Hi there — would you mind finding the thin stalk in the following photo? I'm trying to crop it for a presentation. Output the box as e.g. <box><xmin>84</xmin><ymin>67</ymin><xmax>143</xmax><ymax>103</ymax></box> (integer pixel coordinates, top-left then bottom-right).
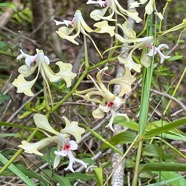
<box><xmin>132</xmin><ymin>15</ymin><xmax>154</xmax><ymax>186</ymax></box>
<box><xmin>0</xmin><ymin>128</ymin><xmax>38</xmax><ymax>174</ymax></box>
<box><xmin>43</xmin><ymin>80</ymin><xmax>50</xmax><ymax>110</ymax></box>
<box><xmin>49</xmin><ymin>35</ymin><xmax>90</xmax><ymax>113</ymax></box>
<box><xmin>163</xmin><ymin>67</ymin><xmax>186</xmax><ymax>115</ymax></box>
<box><xmin>159</xmin><ymin>0</ymin><xmax>171</xmax><ymax>33</ymax></box>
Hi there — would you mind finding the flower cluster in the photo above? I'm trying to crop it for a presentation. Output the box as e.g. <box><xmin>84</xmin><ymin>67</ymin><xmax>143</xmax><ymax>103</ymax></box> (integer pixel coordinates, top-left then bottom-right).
<box><xmin>75</xmin><ymin>67</ymin><xmax>136</xmax><ymax>131</ymax></box>
<box><xmin>13</xmin><ymin>49</ymin><xmax>76</xmax><ymax>97</ymax></box>
<box><xmin>13</xmin><ymin>0</ymin><xmax>172</xmax><ymax>174</ymax></box>
<box><xmin>19</xmin><ymin>114</ymin><xmax>87</xmax><ymax>172</ymax></box>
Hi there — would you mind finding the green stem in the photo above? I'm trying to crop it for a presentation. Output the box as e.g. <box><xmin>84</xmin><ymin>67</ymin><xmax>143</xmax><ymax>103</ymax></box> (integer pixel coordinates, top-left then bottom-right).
<box><xmin>50</xmin><ymin>35</ymin><xmax>90</xmax><ymax>113</ymax></box>
<box><xmin>159</xmin><ymin>0</ymin><xmax>171</xmax><ymax>33</ymax></box>
<box><xmin>132</xmin><ymin>15</ymin><xmax>154</xmax><ymax>186</ymax></box>
<box><xmin>0</xmin><ymin>128</ymin><xmax>38</xmax><ymax>174</ymax></box>
<box><xmin>89</xmin><ymin>56</ymin><xmax>118</xmax><ymax>70</ymax></box>
<box><xmin>163</xmin><ymin>67</ymin><xmax>186</xmax><ymax>115</ymax></box>
<box><xmin>132</xmin><ymin>140</ymin><xmax>143</xmax><ymax>186</ymax></box>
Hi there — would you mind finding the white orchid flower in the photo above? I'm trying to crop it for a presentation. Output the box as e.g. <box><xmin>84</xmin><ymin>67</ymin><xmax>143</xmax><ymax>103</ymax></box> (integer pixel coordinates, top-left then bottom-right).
<box><xmin>87</xmin><ymin>0</ymin><xmax>142</xmax><ymax>23</ymax></box>
<box><xmin>116</xmin><ymin>34</ymin><xmax>154</xmax><ymax>72</ymax></box>
<box><xmin>19</xmin><ymin>114</ymin><xmax>85</xmax><ymax>170</ymax></box>
<box><xmin>146</xmin><ymin>44</ymin><xmax>170</xmax><ymax>63</ymax></box>
<box><xmin>75</xmin><ymin>67</ymin><xmax>135</xmax><ymax>131</ymax></box>
<box><xmin>55</xmin><ymin>10</ymin><xmax>93</xmax><ymax>45</ymax></box>
<box><xmin>55</xmin><ymin>10</ymin><xmax>115</xmax><ymax>57</ymax></box>
<box><xmin>12</xmin><ymin>49</ymin><xmax>76</xmax><ymax>96</ymax></box>
<box><xmin>55</xmin><ymin>139</ymin><xmax>87</xmax><ymax>172</ymax></box>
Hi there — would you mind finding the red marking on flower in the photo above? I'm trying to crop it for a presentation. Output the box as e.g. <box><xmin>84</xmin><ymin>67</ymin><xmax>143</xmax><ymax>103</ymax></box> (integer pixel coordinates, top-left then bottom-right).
<box><xmin>63</xmin><ymin>144</ymin><xmax>71</xmax><ymax>151</ymax></box>
<box><xmin>108</xmin><ymin>101</ymin><xmax>114</xmax><ymax>108</ymax></box>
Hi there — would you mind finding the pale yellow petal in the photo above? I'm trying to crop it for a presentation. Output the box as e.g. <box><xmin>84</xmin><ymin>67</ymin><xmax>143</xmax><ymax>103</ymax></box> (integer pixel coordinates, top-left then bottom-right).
<box><xmin>18</xmin><ymin>64</ymin><xmax>37</xmax><ymax>77</ymax></box>
<box><xmin>90</xmin><ymin>8</ymin><xmax>108</xmax><ymax>21</ymax></box>
<box><xmin>34</xmin><ymin>114</ymin><xmax>59</xmax><ymax>135</ymax></box>
<box><xmin>56</xmin><ymin>27</ymin><xmax>79</xmax><ymax>45</ymax></box>
<box><xmin>55</xmin><ymin>61</ymin><xmax>77</xmax><ymax>88</ymax></box>
<box><xmin>12</xmin><ymin>74</ymin><xmax>36</xmax><ymax>96</ymax></box>
<box><xmin>94</xmin><ymin>21</ymin><xmax>115</xmax><ymax>37</ymax></box>
<box><xmin>60</xmin><ymin>116</ymin><xmax>85</xmax><ymax>143</ymax></box>
<box><xmin>92</xmin><ymin>107</ymin><xmax>105</xmax><ymax>119</ymax></box>
<box><xmin>109</xmin><ymin>68</ymin><xmax>136</xmax><ymax>97</ymax></box>
<box><xmin>140</xmin><ymin>49</ymin><xmax>151</xmax><ymax>68</ymax></box>
<box><xmin>18</xmin><ymin>136</ymin><xmax>58</xmax><ymax>156</ymax></box>
<box><xmin>118</xmin><ymin>54</ymin><xmax>141</xmax><ymax>73</ymax></box>
<box><xmin>145</xmin><ymin>0</ymin><xmax>154</xmax><ymax>15</ymax></box>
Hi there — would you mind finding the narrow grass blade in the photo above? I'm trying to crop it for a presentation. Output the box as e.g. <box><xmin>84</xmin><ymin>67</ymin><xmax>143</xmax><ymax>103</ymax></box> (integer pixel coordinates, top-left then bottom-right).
<box><xmin>0</xmin><ymin>154</ymin><xmax>36</xmax><ymax>186</ymax></box>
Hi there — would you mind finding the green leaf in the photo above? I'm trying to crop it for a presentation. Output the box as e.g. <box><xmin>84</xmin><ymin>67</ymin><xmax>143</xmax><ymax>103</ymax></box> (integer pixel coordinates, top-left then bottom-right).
<box><xmin>101</xmin><ymin>131</ymin><xmax>136</xmax><ymax>149</ymax></box>
<box><xmin>94</xmin><ymin>167</ymin><xmax>103</xmax><ymax>186</ymax></box>
<box><xmin>144</xmin><ymin>118</ymin><xmax>186</xmax><ymax>139</ymax></box>
<box><xmin>0</xmin><ymin>3</ymin><xmax>17</xmax><ymax>11</ymax></box>
<box><xmin>142</xmin><ymin>144</ymin><xmax>164</xmax><ymax>158</ymax></box>
<box><xmin>114</xmin><ymin>116</ymin><xmax>139</xmax><ymax>131</ymax></box>
<box><xmin>0</xmin><ymin>92</ymin><xmax>10</xmax><ymax>104</ymax></box>
<box><xmin>0</xmin><ymin>154</ymin><xmax>36</xmax><ymax>186</ymax></box>
<box><xmin>0</xmin><ymin>132</ymin><xmax>20</xmax><ymax>138</ymax></box>
<box><xmin>0</xmin><ymin>121</ymin><xmax>33</xmax><ymax>131</ymax></box>
<box><xmin>167</xmin><ymin>55</ymin><xmax>183</xmax><ymax>61</ymax></box>
<box><xmin>54</xmin><ymin>175</ymin><xmax>72</xmax><ymax>186</ymax></box>
<box><xmin>147</xmin><ymin>172</ymin><xmax>186</xmax><ymax>186</ymax></box>
<box><xmin>65</xmin><ymin>172</ymin><xmax>95</xmax><ymax>182</ymax></box>
<box><xmin>141</xmin><ymin>162</ymin><xmax>186</xmax><ymax>171</ymax></box>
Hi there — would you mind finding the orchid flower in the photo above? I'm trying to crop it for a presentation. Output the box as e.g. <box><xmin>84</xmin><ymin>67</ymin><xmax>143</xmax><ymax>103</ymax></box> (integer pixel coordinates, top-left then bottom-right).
<box><xmin>116</xmin><ymin>32</ymin><xmax>154</xmax><ymax>72</ymax></box>
<box><xmin>12</xmin><ymin>49</ymin><xmax>76</xmax><ymax>97</ymax></box>
<box><xmin>75</xmin><ymin>67</ymin><xmax>135</xmax><ymax>131</ymax></box>
<box><xmin>55</xmin><ymin>10</ymin><xmax>115</xmax><ymax>57</ymax></box>
<box><xmin>146</xmin><ymin>44</ymin><xmax>170</xmax><ymax>63</ymax></box>
<box><xmin>19</xmin><ymin>114</ymin><xmax>86</xmax><ymax>170</ymax></box>
<box><xmin>87</xmin><ymin>0</ymin><xmax>142</xmax><ymax>23</ymax></box>
<box><xmin>55</xmin><ymin>139</ymin><xmax>87</xmax><ymax>172</ymax></box>
<box><xmin>55</xmin><ymin>10</ymin><xmax>93</xmax><ymax>45</ymax></box>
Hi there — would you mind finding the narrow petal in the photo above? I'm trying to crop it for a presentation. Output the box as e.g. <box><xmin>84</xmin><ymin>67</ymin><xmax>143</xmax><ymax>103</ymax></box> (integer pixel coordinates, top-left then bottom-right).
<box><xmin>65</xmin><ymin>151</ymin><xmax>87</xmax><ymax>172</ymax></box>
<box><xmin>19</xmin><ymin>136</ymin><xmax>58</xmax><ymax>156</ymax></box>
<box><xmin>87</xmin><ymin>0</ymin><xmax>106</xmax><ymax>7</ymax></box>
<box><xmin>54</xmin><ymin>20</ymin><xmax>73</xmax><ymax>26</ymax></box>
<box><xmin>105</xmin><ymin>112</ymin><xmax>116</xmax><ymax>131</ymax></box>
<box><xmin>33</xmin><ymin>114</ymin><xmax>59</xmax><ymax>135</ymax></box>
<box><xmin>41</xmin><ymin>62</ymin><xmax>61</xmax><ymax>82</ymax></box>
<box><xmin>53</xmin><ymin>154</ymin><xmax>61</xmax><ymax>169</ymax></box>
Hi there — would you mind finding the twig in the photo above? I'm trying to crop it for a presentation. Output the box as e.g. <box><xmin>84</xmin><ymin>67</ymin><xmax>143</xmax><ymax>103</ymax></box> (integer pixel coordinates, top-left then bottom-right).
<box><xmin>6</xmin><ymin>89</ymin><xmax>43</xmax><ymax>123</ymax></box>
<box><xmin>151</xmin><ymin>89</ymin><xmax>186</xmax><ymax>112</ymax></box>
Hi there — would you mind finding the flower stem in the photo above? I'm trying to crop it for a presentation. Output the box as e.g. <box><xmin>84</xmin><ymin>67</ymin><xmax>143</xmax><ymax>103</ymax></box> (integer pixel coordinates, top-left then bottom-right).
<box><xmin>132</xmin><ymin>15</ymin><xmax>154</xmax><ymax>186</ymax></box>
